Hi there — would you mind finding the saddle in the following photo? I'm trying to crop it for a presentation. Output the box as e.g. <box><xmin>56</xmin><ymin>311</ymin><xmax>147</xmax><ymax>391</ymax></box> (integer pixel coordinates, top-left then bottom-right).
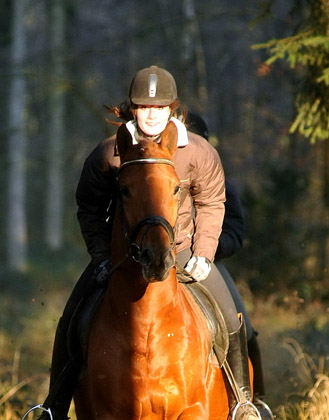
<box><xmin>176</xmin><ymin>265</ymin><xmax>229</xmax><ymax>367</ymax></box>
<box><xmin>67</xmin><ymin>285</ymin><xmax>106</xmax><ymax>363</ymax></box>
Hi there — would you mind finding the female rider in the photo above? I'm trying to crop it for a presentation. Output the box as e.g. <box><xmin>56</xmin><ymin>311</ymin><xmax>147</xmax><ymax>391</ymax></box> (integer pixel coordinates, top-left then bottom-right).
<box><xmin>37</xmin><ymin>65</ymin><xmax>261</xmax><ymax>420</ymax></box>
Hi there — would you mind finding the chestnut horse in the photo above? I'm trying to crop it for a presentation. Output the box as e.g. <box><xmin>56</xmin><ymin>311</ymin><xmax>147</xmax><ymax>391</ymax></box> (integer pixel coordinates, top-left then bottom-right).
<box><xmin>74</xmin><ymin>122</ymin><xmax>230</xmax><ymax>420</ymax></box>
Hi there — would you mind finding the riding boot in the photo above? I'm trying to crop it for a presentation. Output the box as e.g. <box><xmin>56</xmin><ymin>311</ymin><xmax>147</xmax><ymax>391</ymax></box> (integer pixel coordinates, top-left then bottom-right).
<box><xmin>224</xmin><ymin>314</ymin><xmax>261</xmax><ymax>420</ymax></box>
<box><xmin>37</xmin><ymin>317</ymin><xmax>80</xmax><ymax>420</ymax></box>
<box><xmin>248</xmin><ymin>331</ymin><xmax>274</xmax><ymax>420</ymax></box>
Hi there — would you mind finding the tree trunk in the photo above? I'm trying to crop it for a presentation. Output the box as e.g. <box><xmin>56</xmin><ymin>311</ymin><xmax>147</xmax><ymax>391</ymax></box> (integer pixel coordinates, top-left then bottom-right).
<box><xmin>7</xmin><ymin>0</ymin><xmax>28</xmax><ymax>271</ymax></box>
<box><xmin>45</xmin><ymin>0</ymin><xmax>67</xmax><ymax>250</ymax></box>
<box><xmin>181</xmin><ymin>0</ymin><xmax>208</xmax><ymax>112</ymax></box>
<box><xmin>322</xmin><ymin>138</ymin><xmax>329</xmax><ymax>283</ymax></box>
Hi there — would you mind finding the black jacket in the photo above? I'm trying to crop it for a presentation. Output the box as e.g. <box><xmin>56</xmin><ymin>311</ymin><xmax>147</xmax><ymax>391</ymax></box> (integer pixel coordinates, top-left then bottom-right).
<box><xmin>216</xmin><ymin>180</ymin><xmax>245</xmax><ymax>260</ymax></box>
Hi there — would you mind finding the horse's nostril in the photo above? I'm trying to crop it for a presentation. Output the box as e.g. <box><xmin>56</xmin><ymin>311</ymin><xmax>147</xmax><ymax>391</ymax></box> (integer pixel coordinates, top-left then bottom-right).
<box><xmin>140</xmin><ymin>248</ymin><xmax>174</xmax><ymax>270</ymax></box>
<box><xmin>139</xmin><ymin>248</ymin><xmax>154</xmax><ymax>268</ymax></box>
<box><xmin>140</xmin><ymin>248</ymin><xmax>175</xmax><ymax>282</ymax></box>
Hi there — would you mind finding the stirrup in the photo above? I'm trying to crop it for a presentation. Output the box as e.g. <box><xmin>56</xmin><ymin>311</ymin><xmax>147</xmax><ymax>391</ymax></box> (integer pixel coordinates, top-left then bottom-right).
<box><xmin>21</xmin><ymin>404</ymin><xmax>53</xmax><ymax>420</ymax></box>
<box><xmin>254</xmin><ymin>398</ymin><xmax>275</xmax><ymax>420</ymax></box>
<box><xmin>232</xmin><ymin>400</ymin><xmax>262</xmax><ymax>420</ymax></box>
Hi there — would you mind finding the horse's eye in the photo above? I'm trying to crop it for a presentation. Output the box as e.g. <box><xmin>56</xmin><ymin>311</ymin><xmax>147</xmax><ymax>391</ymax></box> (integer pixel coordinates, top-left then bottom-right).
<box><xmin>174</xmin><ymin>185</ymin><xmax>181</xmax><ymax>195</ymax></box>
<box><xmin>120</xmin><ymin>186</ymin><xmax>130</xmax><ymax>198</ymax></box>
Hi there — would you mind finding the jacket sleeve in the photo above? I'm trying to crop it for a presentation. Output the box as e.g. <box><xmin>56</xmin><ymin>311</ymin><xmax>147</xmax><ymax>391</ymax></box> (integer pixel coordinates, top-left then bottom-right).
<box><xmin>216</xmin><ymin>179</ymin><xmax>245</xmax><ymax>260</ymax></box>
<box><xmin>190</xmin><ymin>139</ymin><xmax>226</xmax><ymax>262</ymax></box>
<box><xmin>75</xmin><ymin>140</ymin><xmax>117</xmax><ymax>265</ymax></box>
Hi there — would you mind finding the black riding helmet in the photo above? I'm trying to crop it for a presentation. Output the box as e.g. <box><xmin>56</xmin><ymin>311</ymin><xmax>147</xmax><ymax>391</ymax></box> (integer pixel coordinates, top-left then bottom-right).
<box><xmin>129</xmin><ymin>65</ymin><xmax>178</xmax><ymax>106</ymax></box>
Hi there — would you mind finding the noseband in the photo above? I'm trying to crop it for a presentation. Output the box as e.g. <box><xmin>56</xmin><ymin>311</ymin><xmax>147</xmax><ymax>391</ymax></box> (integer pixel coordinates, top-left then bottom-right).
<box><xmin>117</xmin><ymin>158</ymin><xmax>178</xmax><ymax>264</ymax></box>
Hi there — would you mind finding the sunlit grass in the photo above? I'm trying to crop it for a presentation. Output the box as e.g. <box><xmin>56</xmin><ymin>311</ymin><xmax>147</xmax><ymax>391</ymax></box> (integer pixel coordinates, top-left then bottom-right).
<box><xmin>0</xmin><ymin>346</ymin><xmax>48</xmax><ymax>420</ymax></box>
<box><xmin>279</xmin><ymin>375</ymin><xmax>329</xmax><ymax>420</ymax></box>
<box><xmin>0</xmin><ymin>285</ymin><xmax>66</xmax><ymax>420</ymax></box>
<box><xmin>277</xmin><ymin>339</ymin><xmax>329</xmax><ymax>420</ymax></box>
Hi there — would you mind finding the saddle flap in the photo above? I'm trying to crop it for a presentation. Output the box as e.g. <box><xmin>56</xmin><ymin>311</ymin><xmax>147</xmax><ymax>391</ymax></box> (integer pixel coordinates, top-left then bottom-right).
<box><xmin>184</xmin><ymin>281</ymin><xmax>229</xmax><ymax>367</ymax></box>
<box><xmin>67</xmin><ymin>287</ymin><xmax>106</xmax><ymax>362</ymax></box>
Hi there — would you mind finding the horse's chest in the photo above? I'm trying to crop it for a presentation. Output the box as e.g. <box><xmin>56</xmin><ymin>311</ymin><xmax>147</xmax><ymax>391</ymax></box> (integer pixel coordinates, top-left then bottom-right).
<box><xmin>129</xmin><ymin>318</ymin><xmax>210</xmax><ymax>387</ymax></box>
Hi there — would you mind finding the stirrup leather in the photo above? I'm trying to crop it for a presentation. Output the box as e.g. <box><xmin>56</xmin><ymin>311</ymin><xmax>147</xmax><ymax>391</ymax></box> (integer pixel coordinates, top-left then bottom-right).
<box><xmin>222</xmin><ymin>314</ymin><xmax>262</xmax><ymax>420</ymax></box>
<box><xmin>222</xmin><ymin>359</ymin><xmax>261</xmax><ymax>420</ymax></box>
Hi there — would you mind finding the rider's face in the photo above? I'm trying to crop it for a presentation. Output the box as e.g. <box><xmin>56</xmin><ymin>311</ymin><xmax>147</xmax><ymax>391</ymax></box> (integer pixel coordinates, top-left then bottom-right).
<box><xmin>135</xmin><ymin>105</ymin><xmax>171</xmax><ymax>137</ymax></box>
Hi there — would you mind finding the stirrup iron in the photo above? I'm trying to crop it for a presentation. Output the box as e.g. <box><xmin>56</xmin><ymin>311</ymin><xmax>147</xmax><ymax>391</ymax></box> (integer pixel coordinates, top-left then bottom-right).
<box><xmin>21</xmin><ymin>404</ymin><xmax>53</xmax><ymax>420</ymax></box>
<box><xmin>231</xmin><ymin>400</ymin><xmax>262</xmax><ymax>420</ymax></box>
<box><xmin>254</xmin><ymin>398</ymin><xmax>275</xmax><ymax>420</ymax></box>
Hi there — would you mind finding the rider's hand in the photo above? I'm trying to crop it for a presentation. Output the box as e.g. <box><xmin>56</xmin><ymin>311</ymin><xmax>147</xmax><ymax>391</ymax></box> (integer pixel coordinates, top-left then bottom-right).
<box><xmin>184</xmin><ymin>256</ymin><xmax>211</xmax><ymax>281</ymax></box>
<box><xmin>92</xmin><ymin>259</ymin><xmax>111</xmax><ymax>286</ymax></box>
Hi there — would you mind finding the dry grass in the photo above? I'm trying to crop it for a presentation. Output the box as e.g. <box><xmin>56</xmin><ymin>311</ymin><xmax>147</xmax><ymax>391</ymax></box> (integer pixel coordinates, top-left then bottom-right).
<box><xmin>0</xmin><ymin>288</ymin><xmax>67</xmax><ymax>420</ymax></box>
<box><xmin>0</xmin><ymin>343</ymin><xmax>49</xmax><ymax>420</ymax></box>
<box><xmin>235</xmin><ymin>284</ymin><xmax>329</xmax><ymax>419</ymax></box>
<box><xmin>279</xmin><ymin>375</ymin><xmax>329</xmax><ymax>420</ymax></box>
<box><xmin>275</xmin><ymin>339</ymin><xmax>329</xmax><ymax>420</ymax></box>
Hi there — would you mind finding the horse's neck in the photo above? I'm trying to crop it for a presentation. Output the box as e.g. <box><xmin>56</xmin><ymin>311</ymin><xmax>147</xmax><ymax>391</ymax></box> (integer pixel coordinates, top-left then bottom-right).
<box><xmin>110</xmin><ymin>208</ymin><xmax>128</xmax><ymax>264</ymax></box>
<box><xmin>108</xmin><ymin>268</ymin><xmax>179</xmax><ymax>312</ymax></box>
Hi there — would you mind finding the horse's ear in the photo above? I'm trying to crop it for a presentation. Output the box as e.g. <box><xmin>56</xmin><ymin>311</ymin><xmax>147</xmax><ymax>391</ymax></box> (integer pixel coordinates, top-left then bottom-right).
<box><xmin>160</xmin><ymin>121</ymin><xmax>178</xmax><ymax>156</ymax></box>
<box><xmin>116</xmin><ymin>123</ymin><xmax>133</xmax><ymax>160</ymax></box>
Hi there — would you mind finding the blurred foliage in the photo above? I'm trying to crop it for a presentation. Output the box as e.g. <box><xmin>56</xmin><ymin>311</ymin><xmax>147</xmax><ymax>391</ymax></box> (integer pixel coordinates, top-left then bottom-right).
<box><xmin>253</xmin><ymin>1</ymin><xmax>329</xmax><ymax>143</ymax></box>
<box><xmin>237</xmin><ymin>163</ymin><xmax>308</xmax><ymax>296</ymax></box>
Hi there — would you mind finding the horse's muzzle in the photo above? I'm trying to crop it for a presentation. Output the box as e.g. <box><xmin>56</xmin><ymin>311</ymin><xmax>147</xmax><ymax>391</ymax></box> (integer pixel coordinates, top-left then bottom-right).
<box><xmin>139</xmin><ymin>247</ymin><xmax>175</xmax><ymax>282</ymax></box>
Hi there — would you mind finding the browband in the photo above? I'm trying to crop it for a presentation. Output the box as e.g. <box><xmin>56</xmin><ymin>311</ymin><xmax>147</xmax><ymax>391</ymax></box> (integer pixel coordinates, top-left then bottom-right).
<box><xmin>118</xmin><ymin>158</ymin><xmax>175</xmax><ymax>173</ymax></box>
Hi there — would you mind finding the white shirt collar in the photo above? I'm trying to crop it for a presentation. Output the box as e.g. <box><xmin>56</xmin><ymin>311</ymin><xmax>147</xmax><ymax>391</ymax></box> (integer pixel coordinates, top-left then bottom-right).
<box><xmin>125</xmin><ymin>117</ymin><xmax>189</xmax><ymax>147</ymax></box>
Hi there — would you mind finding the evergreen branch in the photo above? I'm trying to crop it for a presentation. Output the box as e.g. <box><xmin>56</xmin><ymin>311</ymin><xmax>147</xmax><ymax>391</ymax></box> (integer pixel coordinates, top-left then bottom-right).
<box><xmin>253</xmin><ymin>31</ymin><xmax>329</xmax><ymax>68</ymax></box>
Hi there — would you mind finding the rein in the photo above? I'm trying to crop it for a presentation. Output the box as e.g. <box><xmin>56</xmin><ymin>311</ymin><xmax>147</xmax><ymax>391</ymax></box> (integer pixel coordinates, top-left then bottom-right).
<box><xmin>117</xmin><ymin>157</ymin><xmax>178</xmax><ymax>265</ymax></box>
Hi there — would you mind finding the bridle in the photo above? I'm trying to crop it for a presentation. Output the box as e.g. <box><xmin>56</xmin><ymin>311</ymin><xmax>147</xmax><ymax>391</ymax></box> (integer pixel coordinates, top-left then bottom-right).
<box><xmin>117</xmin><ymin>157</ymin><xmax>179</xmax><ymax>264</ymax></box>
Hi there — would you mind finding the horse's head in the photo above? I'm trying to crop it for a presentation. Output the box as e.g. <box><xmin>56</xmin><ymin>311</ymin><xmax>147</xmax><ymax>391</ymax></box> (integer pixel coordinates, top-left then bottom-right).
<box><xmin>116</xmin><ymin>121</ymin><xmax>180</xmax><ymax>283</ymax></box>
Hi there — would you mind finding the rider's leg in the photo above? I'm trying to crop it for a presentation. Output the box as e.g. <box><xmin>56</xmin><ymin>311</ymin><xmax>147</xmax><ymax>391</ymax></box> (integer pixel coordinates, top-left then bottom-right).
<box><xmin>38</xmin><ymin>263</ymin><xmax>95</xmax><ymax>420</ymax></box>
<box><xmin>216</xmin><ymin>262</ymin><xmax>253</xmax><ymax>339</ymax></box>
<box><xmin>217</xmin><ymin>262</ymin><xmax>266</xmax><ymax>394</ymax></box>
<box><xmin>176</xmin><ymin>249</ymin><xmax>259</xmax><ymax>418</ymax></box>
<box><xmin>217</xmin><ymin>261</ymin><xmax>274</xmax><ymax>419</ymax></box>
<box><xmin>176</xmin><ymin>248</ymin><xmax>240</xmax><ymax>332</ymax></box>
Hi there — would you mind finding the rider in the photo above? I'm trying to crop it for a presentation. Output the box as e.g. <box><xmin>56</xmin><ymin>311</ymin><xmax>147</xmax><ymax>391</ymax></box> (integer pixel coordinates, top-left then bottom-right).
<box><xmin>185</xmin><ymin>111</ymin><xmax>273</xmax><ymax>418</ymax></box>
<box><xmin>37</xmin><ymin>65</ymin><xmax>261</xmax><ymax>420</ymax></box>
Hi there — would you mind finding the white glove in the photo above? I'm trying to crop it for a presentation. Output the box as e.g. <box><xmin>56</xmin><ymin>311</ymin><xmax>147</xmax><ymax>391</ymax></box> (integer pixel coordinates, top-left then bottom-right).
<box><xmin>185</xmin><ymin>256</ymin><xmax>211</xmax><ymax>281</ymax></box>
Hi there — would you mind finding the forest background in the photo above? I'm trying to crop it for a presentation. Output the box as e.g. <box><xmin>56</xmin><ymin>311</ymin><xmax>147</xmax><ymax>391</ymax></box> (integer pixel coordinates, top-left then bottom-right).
<box><xmin>1</xmin><ymin>0</ymin><xmax>329</xmax><ymax>418</ymax></box>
